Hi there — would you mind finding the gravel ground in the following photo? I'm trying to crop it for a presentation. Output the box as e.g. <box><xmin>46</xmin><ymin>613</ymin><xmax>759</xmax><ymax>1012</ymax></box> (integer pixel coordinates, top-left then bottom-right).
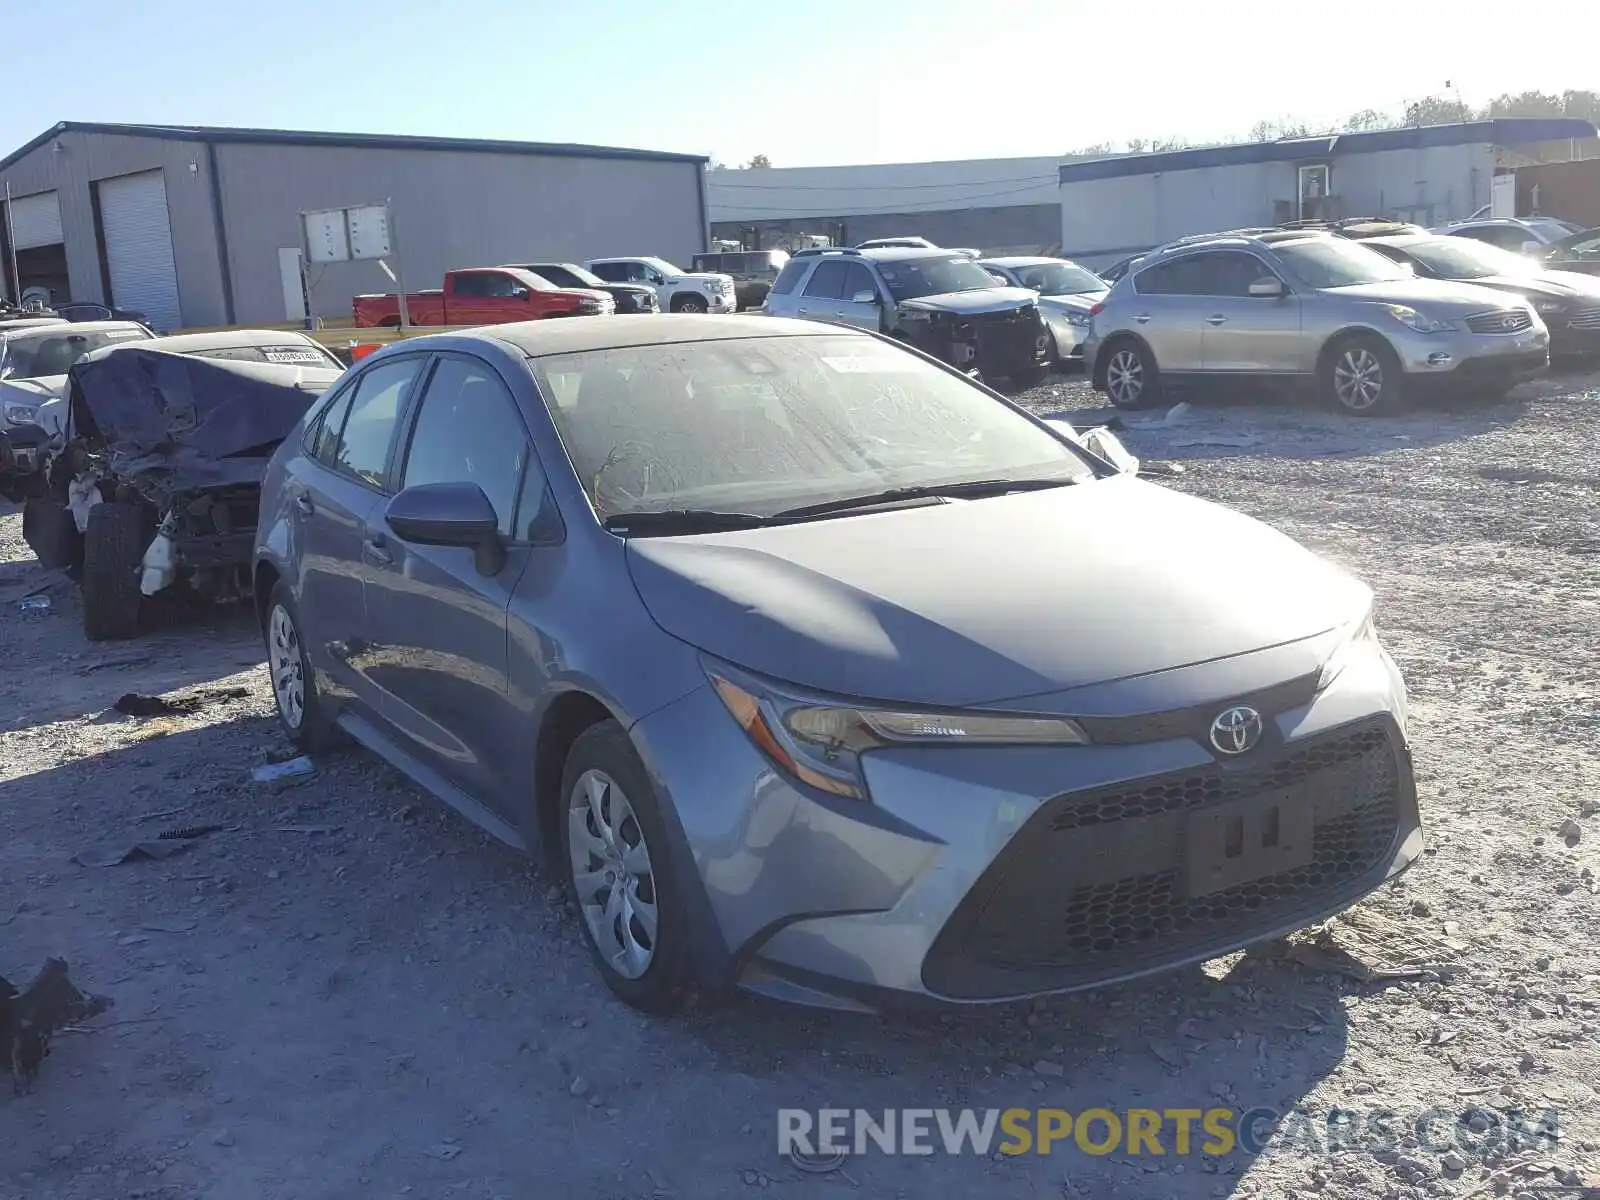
<box><xmin>2</xmin><ymin>367</ymin><xmax>1598</xmax><ymax>1199</ymax></box>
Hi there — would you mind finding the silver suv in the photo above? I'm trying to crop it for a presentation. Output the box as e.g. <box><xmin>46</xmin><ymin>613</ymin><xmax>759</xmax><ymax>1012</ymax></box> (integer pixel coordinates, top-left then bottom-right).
<box><xmin>762</xmin><ymin>247</ymin><xmax>1049</xmax><ymax>385</ymax></box>
<box><xmin>1084</xmin><ymin>231</ymin><xmax>1550</xmax><ymax>415</ymax></box>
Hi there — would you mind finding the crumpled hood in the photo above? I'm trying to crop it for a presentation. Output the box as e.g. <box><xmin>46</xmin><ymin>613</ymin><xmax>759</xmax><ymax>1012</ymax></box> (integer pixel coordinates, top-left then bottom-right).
<box><xmin>625</xmin><ymin>477</ymin><xmax>1369</xmax><ymax>707</ymax></box>
<box><xmin>898</xmin><ymin>286</ymin><xmax>1038</xmax><ymax>316</ymax></box>
<box><xmin>1330</xmin><ymin>277</ymin><xmax>1530</xmax><ymax>313</ymax></box>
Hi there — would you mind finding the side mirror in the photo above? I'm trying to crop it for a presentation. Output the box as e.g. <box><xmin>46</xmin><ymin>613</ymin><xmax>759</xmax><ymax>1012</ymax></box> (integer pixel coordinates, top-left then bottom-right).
<box><xmin>850</xmin><ymin>289</ymin><xmax>879</xmax><ymax>305</ymax></box>
<box><xmin>1248</xmin><ymin>277</ymin><xmax>1285</xmax><ymax>298</ymax></box>
<box><xmin>385</xmin><ymin>482</ymin><xmax>506</xmax><ymax>575</ymax></box>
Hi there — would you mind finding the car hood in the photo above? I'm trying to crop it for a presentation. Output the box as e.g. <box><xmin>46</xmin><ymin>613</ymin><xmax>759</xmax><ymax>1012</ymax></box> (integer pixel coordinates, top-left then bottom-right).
<box><xmin>624</xmin><ymin>477</ymin><xmax>1369</xmax><ymax>707</ymax></box>
<box><xmin>898</xmin><ymin>287</ymin><xmax>1038</xmax><ymax>316</ymax></box>
<box><xmin>1037</xmin><ymin>291</ymin><xmax>1107</xmax><ymax>313</ymax></box>
<box><xmin>0</xmin><ymin>375</ymin><xmax>67</xmax><ymax>407</ymax></box>
<box><xmin>667</xmin><ymin>272</ymin><xmax>733</xmax><ymax>286</ymax></box>
<box><xmin>1452</xmin><ymin>272</ymin><xmax>1600</xmax><ymax>301</ymax></box>
<box><xmin>1328</xmin><ymin>278</ymin><xmax>1528</xmax><ymax>313</ymax></box>
<box><xmin>599</xmin><ymin>283</ymin><xmax>655</xmax><ymax>294</ymax></box>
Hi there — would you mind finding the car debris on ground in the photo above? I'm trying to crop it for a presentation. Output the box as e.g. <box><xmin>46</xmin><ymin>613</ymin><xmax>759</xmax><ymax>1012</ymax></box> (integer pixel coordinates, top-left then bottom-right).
<box><xmin>0</xmin><ymin>959</ymin><xmax>110</xmax><ymax>1093</ymax></box>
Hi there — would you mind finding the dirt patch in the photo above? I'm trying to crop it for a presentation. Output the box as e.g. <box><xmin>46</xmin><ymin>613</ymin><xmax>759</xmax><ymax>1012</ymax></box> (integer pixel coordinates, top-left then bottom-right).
<box><xmin>2</xmin><ymin>366</ymin><xmax>1598</xmax><ymax>1198</ymax></box>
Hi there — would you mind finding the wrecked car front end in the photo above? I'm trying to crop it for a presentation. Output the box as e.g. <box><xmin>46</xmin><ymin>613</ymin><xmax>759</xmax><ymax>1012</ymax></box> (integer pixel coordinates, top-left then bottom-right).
<box><xmin>41</xmin><ymin>348</ymin><xmax>341</xmax><ymax>638</ymax></box>
<box><xmin>895</xmin><ymin>291</ymin><xmax>1049</xmax><ymax>384</ymax></box>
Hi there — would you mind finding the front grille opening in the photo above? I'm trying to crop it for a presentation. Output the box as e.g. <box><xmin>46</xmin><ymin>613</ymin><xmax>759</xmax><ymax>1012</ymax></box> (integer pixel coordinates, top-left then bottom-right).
<box><xmin>925</xmin><ymin>718</ymin><xmax>1406</xmax><ymax>989</ymax></box>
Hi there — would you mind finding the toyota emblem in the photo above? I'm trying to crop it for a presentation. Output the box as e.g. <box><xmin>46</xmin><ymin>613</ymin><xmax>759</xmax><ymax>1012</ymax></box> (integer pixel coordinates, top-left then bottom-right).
<box><xmin>1209</xmin><ymin>706</ymin><xmax>1264</xmax><ymax>755</ymax></box>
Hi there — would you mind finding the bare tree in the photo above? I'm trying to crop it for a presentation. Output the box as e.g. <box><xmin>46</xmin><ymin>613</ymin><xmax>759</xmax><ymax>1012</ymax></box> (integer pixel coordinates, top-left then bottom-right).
<box><xmin>744</xmin><ymin>154</ymin><xmax>773</xmax><ymax>169</ymax></box>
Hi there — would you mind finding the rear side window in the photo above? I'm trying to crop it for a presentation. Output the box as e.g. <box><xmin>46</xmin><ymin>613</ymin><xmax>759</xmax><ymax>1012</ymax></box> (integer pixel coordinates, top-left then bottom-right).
<box><xmin>841</xmin><ymin>263</ymin><xmax>877</xmax><ymax>300</ymax></box>
<box><xmin>321</xmin><ymin>357</ymin><xmax>425</xmax><ymax>488</ymax></box>
<box><xmin>693</xmin><ymin>254</ymin><xmax>721</xmax><ymax>272</ymax></box>
<box><xmin>769</xmin><ymin>258</ymin><xmax>809</xmax><ymax>295</ymax></box>
<box><xmin>1134</xmin><ymin>257</ymin><xmax>1200</xmax><ymax>295</ymax></box>
<box><xmin>399</xmin><ymin>356</ymin><xmax>532</xmax><ymax>538</ymax></box>
<box><xmin>802</xmin><ymin>260</ymin><xmax>850</xmax><ymax>299</ymax></box>
<box><xmin>589</xmin><ymin>262</ymin><xmax>628</xmax><ymax>282</ymax></box>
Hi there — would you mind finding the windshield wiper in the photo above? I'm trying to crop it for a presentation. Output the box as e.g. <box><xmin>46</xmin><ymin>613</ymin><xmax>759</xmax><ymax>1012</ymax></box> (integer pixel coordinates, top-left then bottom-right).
<box><xmin>771</xmin><ymin>477</ymin><xmax>1078</xmax><ymax>521</ymax></box>
<box><xmin>602</xmin><ymin>509</ymin><xmax>773</xmax><ymax>535</ymax></box>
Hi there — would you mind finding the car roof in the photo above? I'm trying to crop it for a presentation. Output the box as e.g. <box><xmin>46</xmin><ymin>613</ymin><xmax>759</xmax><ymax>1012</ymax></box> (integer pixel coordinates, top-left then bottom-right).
<box><xmin>979</xmin><ymin>256</ymin><xmax>1084</xmax><ymax>269</ymax></box>
<box><xmin>0</xmin><ymin>317</ymin><xmax>73</xmax><ymax>331</ymax></box>
<box><xmin>799</xmin><ymin>246</ymin><xmax>969</xmax><ymax>265</ymax></box>
<box><xmin>152</xmin><ymin>329</ymin><xmax>320</xmax><ymax>352</ymax></box>
<box><xmin>442</xmin><ymin>314</ymin><xmax>845</xmax><ymax>358</ymax></box>
<box><xmin>3</xmin><ymin>319</ymin><xmax>146</xmax><ymax>336</ymax></box>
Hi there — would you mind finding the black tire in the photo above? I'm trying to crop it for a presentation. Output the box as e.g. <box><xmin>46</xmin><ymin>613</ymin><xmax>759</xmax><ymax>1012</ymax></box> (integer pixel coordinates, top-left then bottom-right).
<box><xmin>1320</xmin><ymin>333</ymin><xmax>1406</xmax><ymax>416</ymax></box>
<box><xmin>559</xmin><ymin>720</ymin><xmax>694</xmax><ymax>1014</ymax></box>
<box><xmin>1102</xmin><ymin>338</ymin><xmax>1163</xmax><ymax>409</ymax></box>
<box><xmin>1009</xmin><ymin>364</ymin><xmax>1049</xmax><ymax>389</ymax></box>
<box><xmin>263</xmin><ymin>581</ymin><xmax>335</xmax><ymax>751</ymax></box>
<box><xmin>82</xmin><ymin>502</ymin><xmax>151</xmax><ymax>642</ymax></box>
<box><xmin>672</xmin><ymin>295</ymin><xmax>709</xmax><ymax>314</ymax></box>
<box><xmin>22</xmin><ymin>499</ymin><xmax>81</xmax><ymax>572</ymax></box>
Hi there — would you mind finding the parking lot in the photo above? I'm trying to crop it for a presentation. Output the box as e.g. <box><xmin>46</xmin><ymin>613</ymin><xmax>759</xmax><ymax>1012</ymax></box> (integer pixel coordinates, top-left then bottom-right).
<box><xmin>2</xmin><ymin>365</ymin><xmax>1598</xmax><ymax>1200</ymax></box>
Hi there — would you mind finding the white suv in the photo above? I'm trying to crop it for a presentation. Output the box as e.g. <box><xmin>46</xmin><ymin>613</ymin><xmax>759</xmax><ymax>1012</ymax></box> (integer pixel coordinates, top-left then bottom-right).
<box><xmin>583</xmin><ymin>257</ymin><xmax>736</xmax><ymax>314</ymax></box>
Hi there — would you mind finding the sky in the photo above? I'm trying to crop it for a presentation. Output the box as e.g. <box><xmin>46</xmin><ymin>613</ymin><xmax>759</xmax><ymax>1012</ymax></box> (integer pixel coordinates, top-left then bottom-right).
<box><xmin>14</xmin><ymin>0</ymin><xmax>1598</xmax><ymax>170</ymax></box>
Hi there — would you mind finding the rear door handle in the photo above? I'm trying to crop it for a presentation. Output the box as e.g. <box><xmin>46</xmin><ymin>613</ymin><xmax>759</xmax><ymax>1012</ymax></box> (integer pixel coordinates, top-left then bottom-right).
<box><xmin>362</xmin><ymin>536</ymin><xmax>393</xmax><ymax>566</ymax></box>
<box><xmin>293</xmin><ymin>493</ymin><xmax>314</xmax><ymax>516</ymax></box>
<box><xmin>1206</xmin><ymin>314</ymin><xmax>1228</xmax><ymax>326</ymax></box>
<box><xmin>1134</xmin><ymin>313</ymin><xmax>1152</xmax><ymax>323</ymax></box>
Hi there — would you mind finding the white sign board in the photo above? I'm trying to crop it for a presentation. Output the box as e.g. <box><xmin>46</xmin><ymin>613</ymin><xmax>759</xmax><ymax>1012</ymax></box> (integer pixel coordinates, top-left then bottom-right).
<box><xmin>303</xmin><ymin>208</ymin><xmax>351</xmax><ymax>264</ymax></box>
<box><xmin>346</xmin><ymin>205</ymin><xmax>392</xmax><ymax>260</ymax></box>
<box><xmin>302</xmin><ymin>203</ymin><xmax>394</xmax><ymax>263</ymax></box>
<box><xmin>1491</xmin><ymin>173</ymin><xmax>1517</xmax><ymax>219</ymax></box>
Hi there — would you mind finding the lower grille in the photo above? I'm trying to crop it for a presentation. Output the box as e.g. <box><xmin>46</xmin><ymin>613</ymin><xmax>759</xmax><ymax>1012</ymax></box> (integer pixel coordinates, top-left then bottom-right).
<box><xmin>1566</xmin><ymin>303</ymin><xmax>1600</xmax><ymax>330</ymax></box>
<box><xmin>922</xmin><ymin>718</ymin><xmax>1406</xmax><ymax>997</ymax></box>
<box><xmin>1466</xmin><ymin>309</ymin><xmax>1533</xmax><ymax>334</ymax></box>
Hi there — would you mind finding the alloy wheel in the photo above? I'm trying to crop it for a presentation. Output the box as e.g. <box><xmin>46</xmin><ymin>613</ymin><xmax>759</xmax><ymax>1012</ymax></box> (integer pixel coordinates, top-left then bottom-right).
<box><xmin>567</xmin><ymin>768</ymin><xmax>659</xmax><ymax>980</ymax></box>
<box><xmin>1106</xmin><ymin>348</ymin><xmax>1144</xmax><ymax>405</ymax></box>
<box><xmin>1333</xmin><ymin>347</ymin><xmax>1384</xmax><ymax>411</ymax></box>
<box><xmin>268</xmin><ymin>604</ymin><xmax>305</xmax><ymax>730</ymax></box>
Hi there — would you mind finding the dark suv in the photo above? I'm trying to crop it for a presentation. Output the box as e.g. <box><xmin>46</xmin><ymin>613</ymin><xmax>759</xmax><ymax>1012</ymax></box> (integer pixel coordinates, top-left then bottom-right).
<box><xmin>761</xmin><ymin>247</ymin><xmax>1049</xmax><ymax>386</ymax></box>
<box><xmin>691</xmin><ymin>250</ymin><xmax>790</xmax><ymax>310</ymax></box>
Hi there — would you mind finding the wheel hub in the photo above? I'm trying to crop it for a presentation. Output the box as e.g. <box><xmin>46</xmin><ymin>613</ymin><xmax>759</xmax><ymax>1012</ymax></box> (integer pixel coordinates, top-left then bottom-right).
<box><xmin>568</xmin><ymin>769</ymin><xmax>659</xmax><ymax>980</ymax></box>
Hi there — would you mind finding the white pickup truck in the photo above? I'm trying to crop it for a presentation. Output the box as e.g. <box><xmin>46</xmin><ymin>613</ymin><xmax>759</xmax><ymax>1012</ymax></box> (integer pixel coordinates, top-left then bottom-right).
<box><xmin>583</xmin><ymin>257</ymin><xmax>736</xmax><ymax>314</ymax></box>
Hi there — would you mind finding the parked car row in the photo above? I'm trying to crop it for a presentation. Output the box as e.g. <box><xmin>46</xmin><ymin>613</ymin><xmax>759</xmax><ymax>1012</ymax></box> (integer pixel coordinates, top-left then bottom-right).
<box><xmin>1079</xmin><ymin>217</ymin><xmax>1600</xmax><ymax>416</ymax></box>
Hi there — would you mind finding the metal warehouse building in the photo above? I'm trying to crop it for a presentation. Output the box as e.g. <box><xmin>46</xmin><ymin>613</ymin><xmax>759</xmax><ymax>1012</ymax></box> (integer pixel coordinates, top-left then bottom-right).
<box><xmin>706</xmin><ymin>155</ymin><xmax>1078</xmax><ymax>255</ymax></box>
<box><xmin>1056</xmin><ymin>118</ymin><xmax>1600</xmax><ymax>270</ymax></box>
<box><xmin>0</xmin><ymin>122</ymin><xmax>709</xmax><ymax>330</ymax></box>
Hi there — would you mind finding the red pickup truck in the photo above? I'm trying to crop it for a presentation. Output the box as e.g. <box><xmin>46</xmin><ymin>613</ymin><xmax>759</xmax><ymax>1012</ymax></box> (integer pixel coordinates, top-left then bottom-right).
<box><xmin>352</xmin><ymin>266</ymin><xmax>615</xmax><ymax>328</ymax></box>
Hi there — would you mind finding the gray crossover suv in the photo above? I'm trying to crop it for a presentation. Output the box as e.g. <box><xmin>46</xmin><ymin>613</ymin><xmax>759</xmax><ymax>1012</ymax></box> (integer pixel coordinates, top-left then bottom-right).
<box><xmin>762</xmin><ymin>246</ymin><xmax>1049</xmax><ymax>386</ymax></box>
<box><xmin>255</xmin><ymin>315</ymin><xmax>1419</xmax><ymax>1012</ymax></box>
<box><xmin>1085</xmin><ymin>231</ymin><xmax>1550</xmax><ymax>414</ymax></box>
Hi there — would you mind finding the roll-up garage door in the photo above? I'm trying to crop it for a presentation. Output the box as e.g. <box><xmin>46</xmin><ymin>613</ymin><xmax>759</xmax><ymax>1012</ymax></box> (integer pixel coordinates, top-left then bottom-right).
<box><xmin>99</xmin><ymin>170</ymin><xmax>182</xmax><ymax>331</ymax></box>
<box><xmin>8</xmin><ymin>191</ymin><xmax>63</xmax><ymax>249</ymax></box>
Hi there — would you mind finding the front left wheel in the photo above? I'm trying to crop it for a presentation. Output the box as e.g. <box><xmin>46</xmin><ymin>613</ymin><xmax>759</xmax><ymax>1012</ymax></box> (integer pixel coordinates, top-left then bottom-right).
<box><xmin>561</xmin><ymin>720</ymin><xmax>694</xmax><ymax>1014</ymax></box>
<box><xmin>673</xmin><ymin>295</ymin><xmax>709</xmax><ymax>314</ymax></box>
<box><xmin>82</xmin><ymin>501</ymin><xmax>150</xmax><ymax>641</ymax></box>
<box><xmin>1322</xmin><ymin>334</ymin><xmax>1405</xmax><ymax>416</ymax></box>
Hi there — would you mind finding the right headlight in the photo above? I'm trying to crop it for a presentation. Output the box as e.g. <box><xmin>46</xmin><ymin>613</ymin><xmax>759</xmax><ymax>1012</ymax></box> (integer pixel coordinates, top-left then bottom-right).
<box><xmin>1386</xmin><ymin>305</ymin><xmax>1454</xmax><ymax>334</ymax></box>
<box><xmin>1316</xmin><ymin>609</ymin><xmax>1378</xmax><ymax>692</ymax></box>
<box><xmin>708</xmin><ymin>667</ymin><xmax>1088</xmax><ymax>802</ymax></box>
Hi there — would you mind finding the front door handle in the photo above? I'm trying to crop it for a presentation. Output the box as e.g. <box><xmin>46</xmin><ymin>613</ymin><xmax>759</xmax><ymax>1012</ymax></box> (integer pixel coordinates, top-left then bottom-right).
<box><xmin>362</xmin><ymin>536</ymin><xmax>393</xmax><ymax>566</ymax></box>
<box><xmin>1134</xmin><ymin>313</ymin><xmax>1152</xmax><ymax>323</ymax></box>
<box><xmin>293</xmin><ymin>493</ymin><xmax>314</xmax><ymax>516</ymax></box>
<box><xmin>1206</xmin><ymin>314</ymin><xmax>1228</xmax><ymax>326</ymax></box>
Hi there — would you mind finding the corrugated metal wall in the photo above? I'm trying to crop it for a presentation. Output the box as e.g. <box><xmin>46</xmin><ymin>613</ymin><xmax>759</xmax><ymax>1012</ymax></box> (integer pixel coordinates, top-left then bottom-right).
<box><xmin>212</xmin><ymin>143</ymin><xmax>706</xmax><ymax>325</ymax></box>
<box><xmin>0</xmin><ymin>130</ymin><xmax>228</xmax><ymax>320</ymax></box>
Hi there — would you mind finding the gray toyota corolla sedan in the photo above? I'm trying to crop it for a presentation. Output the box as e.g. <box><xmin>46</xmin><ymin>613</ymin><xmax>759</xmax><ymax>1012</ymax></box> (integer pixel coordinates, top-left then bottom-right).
<box><xmin>253</xmin><ymin>315</ymin><xmax>1421</xmax><ymax>1014</ymax></box>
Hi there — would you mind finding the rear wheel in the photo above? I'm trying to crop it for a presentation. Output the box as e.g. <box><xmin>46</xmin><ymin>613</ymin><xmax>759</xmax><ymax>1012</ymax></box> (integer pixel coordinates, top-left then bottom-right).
<box><xmin>1322</xmin><ymin>334</ymin><xmax>1405</xmax><ymax>416</ymax></box>
<box><xmin>264</xmin><ymin>582</ymin><xmax>334</xmax><ymax>750</ymax></box>
<box><xmin>1103</xmin><ymin>340</ymin><xmax>1162</xmax><ymax>409</ymax></box>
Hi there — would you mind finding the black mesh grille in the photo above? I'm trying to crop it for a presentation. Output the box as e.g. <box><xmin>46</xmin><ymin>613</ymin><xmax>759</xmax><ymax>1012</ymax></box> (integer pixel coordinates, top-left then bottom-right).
<box><xmin>1566</xmin><ymin>303</ymin><xmax>1600</xmax><ymax>330</ymax></box>
<box><xmin>923</xmin><ymin>718</ymin><xmax>1406</xmax><ymax>995</ymax></box>
<box><xmin>1465</xmin><ymin>309</ymin><xmax>1533</xmax><ymax>334</ymax></box>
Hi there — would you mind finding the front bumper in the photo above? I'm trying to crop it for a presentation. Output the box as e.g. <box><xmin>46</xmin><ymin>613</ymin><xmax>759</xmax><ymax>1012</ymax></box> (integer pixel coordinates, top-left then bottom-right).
<box><xmin>1042</xmin><ymin>310</ymin><xmax>1092</xmax><ymax>362</ymax></box>
<box><xmin>631</xmin><ymin>637</ymin><xmax>1419</xmax><ymax>1010</ymax></box>
<box><xmin>1393</xmin><ymin>321</ymin><xmax>1549</xmax><ymax>388</ymax></box>
<box><xmin>710</xmin><ymin>293</ymin><xmax>738</xmax><ymax>314</ymax></box>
